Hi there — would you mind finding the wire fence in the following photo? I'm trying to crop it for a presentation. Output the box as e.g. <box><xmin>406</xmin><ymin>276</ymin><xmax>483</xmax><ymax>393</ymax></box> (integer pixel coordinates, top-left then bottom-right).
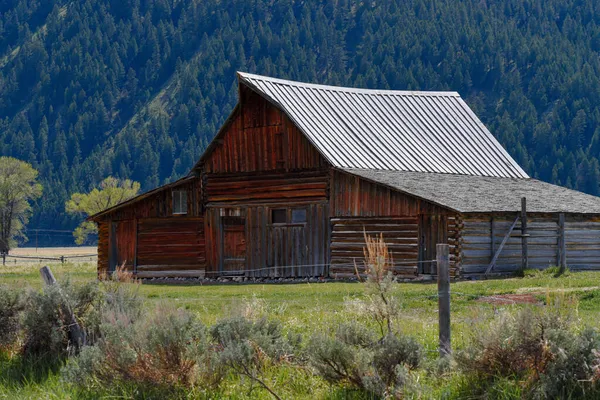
<box><xmin>2</xmin><ymin>253</ymin><xmax>97</xmax><ymax>265</ymax></box>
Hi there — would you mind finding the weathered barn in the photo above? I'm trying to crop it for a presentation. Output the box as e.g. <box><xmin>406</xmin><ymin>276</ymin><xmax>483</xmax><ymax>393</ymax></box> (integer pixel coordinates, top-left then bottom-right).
<box><xmin>91</xmin><ymin>72</ymin><xmax>600</xmax><ymax>279</ymax></box>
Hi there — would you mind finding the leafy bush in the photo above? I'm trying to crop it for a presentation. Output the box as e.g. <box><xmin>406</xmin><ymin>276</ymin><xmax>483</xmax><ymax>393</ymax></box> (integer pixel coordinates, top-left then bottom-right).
<box><xmin>0</xmin><ymin>285</ymin><xmax>24</xmax><ymax>350</ymax></box>
<box><xmin>308</xmin><ymin>322</ymin><xmax>422</xmax><ymax>398</ymax></box>
<box><xmin>63</xmin><ymin>304</ymin><xmax>209</xmax><ymax>388</ymax></box>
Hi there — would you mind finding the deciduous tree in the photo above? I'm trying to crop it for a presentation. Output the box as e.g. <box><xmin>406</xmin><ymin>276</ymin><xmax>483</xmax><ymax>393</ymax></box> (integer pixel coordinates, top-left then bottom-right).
<box><xmin>66</xmin><ymin>177</ymin><xmax>140</xmax><ymax>245</ymax></box>
<box><xmin>0</xmin><ymin>157</ymin><xmax>43</xmax><ymax>254</ymax></box>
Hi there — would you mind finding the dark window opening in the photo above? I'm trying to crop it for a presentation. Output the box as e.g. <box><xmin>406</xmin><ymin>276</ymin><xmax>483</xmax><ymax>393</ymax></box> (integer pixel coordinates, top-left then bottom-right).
<box><xmin>271</xmin><ymin>209</ymin><xmax>287</xmax><ymax>224</ymax></box>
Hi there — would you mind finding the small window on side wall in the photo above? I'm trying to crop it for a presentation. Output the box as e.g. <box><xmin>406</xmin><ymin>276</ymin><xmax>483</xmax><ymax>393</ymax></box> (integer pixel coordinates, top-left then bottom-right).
<box><xmin>291</xmin><ymin>209</ymin><xmax>307</xmax><ymax>223</ymax></box>
<box><xmin>173</xmin><ymin>190</ymin><xmax>188</xmax><ymax>215</ymax></box>
<box><xmin>271</xmin><ymin>209</ymin><xmax>287</xmax><ymax>224</ymax></box>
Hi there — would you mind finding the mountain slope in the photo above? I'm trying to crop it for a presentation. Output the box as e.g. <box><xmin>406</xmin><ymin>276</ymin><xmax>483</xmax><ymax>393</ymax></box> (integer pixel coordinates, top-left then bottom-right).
<box><xmin>1</xmin><ymin>0</ymin><xmax>600</xmax><ymax>244</ymax></box>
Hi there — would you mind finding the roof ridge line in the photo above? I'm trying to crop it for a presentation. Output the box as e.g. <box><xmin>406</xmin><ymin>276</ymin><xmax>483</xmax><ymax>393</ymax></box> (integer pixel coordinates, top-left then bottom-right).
<box><xmin>237</xmin><ymin>71</ymin><xmax>460</xmax><ymax>97</ymax></box>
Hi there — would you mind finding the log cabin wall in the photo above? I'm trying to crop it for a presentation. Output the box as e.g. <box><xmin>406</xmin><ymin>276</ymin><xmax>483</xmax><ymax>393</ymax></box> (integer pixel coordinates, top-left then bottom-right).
<box><xmin>95</xmin><ymin>177</ymin><xmax>206</xmax><ymax>278</ymax></box>
<box><xmin>329</xmin><ymin>170</ymin><xmax>460</xmax><ymax>277</ymax></box>
<box><xmin>459</xmin><ymin>213</ymin><xmax>600</xmax><ymax>276</ymax></box>
<box><xmin>565</xmin><ymin>217</ymin><xmax>600</xmax><ymax>270</ymax></box>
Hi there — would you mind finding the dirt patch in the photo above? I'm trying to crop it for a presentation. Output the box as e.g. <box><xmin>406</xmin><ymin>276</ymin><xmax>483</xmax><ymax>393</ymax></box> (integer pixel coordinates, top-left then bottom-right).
<box><xmin>477</xmin><ymin>293</ymin><xmax>540</xmax><ymax>305</ymax></box>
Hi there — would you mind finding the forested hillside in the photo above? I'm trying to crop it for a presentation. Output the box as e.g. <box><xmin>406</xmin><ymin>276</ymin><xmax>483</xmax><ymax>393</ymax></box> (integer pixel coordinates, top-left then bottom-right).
<box><xmin>2</xmin><ymin>0</ymin><xmax>600</xmax><ymax>244</ymax></box>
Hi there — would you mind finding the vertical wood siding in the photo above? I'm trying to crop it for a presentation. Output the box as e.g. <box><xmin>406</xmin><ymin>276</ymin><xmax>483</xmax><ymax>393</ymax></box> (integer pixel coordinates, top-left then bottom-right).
<box><xmin>204</xmin><ymin>203</ymin><xmax>329</xmax><ymax>277</ymax></box>
<box><xmin>330</xmin><ymin>170</ymin><xmax>452</xmax><ymax>217</ymax></box>
<box><xmin>108</xmin><ymin>219</ymin><xmax>136</xmax><ymax>271</ymax></box>
<box><xmin>203</xmin><ymin>88</ymin><xmax>327</xmax><ymax>174</ymax></box>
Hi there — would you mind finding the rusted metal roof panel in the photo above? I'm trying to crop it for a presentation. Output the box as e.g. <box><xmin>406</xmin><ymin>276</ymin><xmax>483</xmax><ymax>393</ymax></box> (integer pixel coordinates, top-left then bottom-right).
<box><xmin>238</xmin><ymin>72</ymin><xmax>529</xmax><ymax>179</ymax></box>
<box><xmin>342</xmin><ymin>168</ymin><xmax>600</xmax><ymax>214</ymax></box>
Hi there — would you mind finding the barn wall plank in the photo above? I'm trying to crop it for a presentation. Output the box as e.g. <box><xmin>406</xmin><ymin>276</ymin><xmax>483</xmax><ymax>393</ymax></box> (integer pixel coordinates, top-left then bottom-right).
<box><xmin>203</xmin><ymin>88</ymin><xmax>327</xmax><ymax>174</ymax></box>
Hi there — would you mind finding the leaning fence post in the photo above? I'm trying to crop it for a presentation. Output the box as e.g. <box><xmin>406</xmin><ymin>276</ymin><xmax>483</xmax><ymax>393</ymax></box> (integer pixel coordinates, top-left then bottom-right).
<box><xmin>39</xmin><ymin>266</ymin><xmax>86</xmax><ymax>349</ymax></box>
<box><xmin>437</xmin><ymin>243</ymin><xmax>451</xmax><ymax>357</ymax></box>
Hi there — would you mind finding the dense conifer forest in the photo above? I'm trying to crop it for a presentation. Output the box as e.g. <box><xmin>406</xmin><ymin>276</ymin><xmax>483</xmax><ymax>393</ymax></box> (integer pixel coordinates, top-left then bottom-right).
<box><xmin>1</xmin><ymin>0</ymin><xmax>600</xmax><ymax>244</ymax></box>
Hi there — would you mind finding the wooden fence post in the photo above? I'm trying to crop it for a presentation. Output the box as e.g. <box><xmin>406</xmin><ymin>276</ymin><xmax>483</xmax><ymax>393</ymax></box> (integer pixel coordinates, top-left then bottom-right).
<box><xmin>558</xmin><ymin>213</ymin><xmax>567</xmax><ymax>273</ymax></box>
<box><xmin>437</xmin><ymin>244</ymin><xmax>451</xmax><ymax>357</ymax></box>
<box><xmin>521</xmin><ymin>197</ymin><xmax>529</xmax><ymax>272</ymax></box>
<box><xmin>39</xmin><ymin>266</ymin><xmax>86</xmax><ymax>349</ymax></box>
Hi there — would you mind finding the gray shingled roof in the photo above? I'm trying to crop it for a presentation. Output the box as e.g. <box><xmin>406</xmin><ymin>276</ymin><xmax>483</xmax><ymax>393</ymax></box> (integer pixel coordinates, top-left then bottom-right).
<box><xmin>238</xmin><ymin>72</ymin><xmax>528</xmax><ymax>178</ymax></box>
<box><xmin>342</xmin><ymin>168</ymin><xmax>600</xmax><ymax>214</ymax></box>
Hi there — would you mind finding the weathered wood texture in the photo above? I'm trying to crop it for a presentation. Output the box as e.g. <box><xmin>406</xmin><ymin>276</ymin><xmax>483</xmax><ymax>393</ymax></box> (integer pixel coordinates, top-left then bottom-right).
<box><xmin>204</xmin><ymin>171</ymin><xmax>329</xmax><ymax>205</ymax></box>
<box><xmin>97</xmin><ymin>222</ymin><xmax>109</xmax><ymax>277</ymax></box>
<box><xmin>329</xmin><ymin>217</ymin><xmax>419</xmax><ymax>277</ymax></box>
<box><xmin>205</xmin><ymin>203</ymin><xmax>329</xmax><ymax>277</ymax></box>
<box><xmin>96</xmin><ymin>177</ymin><xmax>203</xmax><ymax>278</ymax></box>
<box><xmin>108</xmin><ymin>219</ymin><xmax>136</xmax><ymax>272</ymax></box>
<box><xmin>135</xmin><ymin>218</ymin><xmax>205</xmax><ymax>278</ymax></box>
<box><xmin>330</xmin><ymin>170</ymin><xmax>452</xmax><ymax>217</ymax></box>
<box><xmin>460</xmin><ymin>214</ymin><xmax>564</xmax><ymax>275</ymax></box>
<box><xmin>202</xmin><ymin>88</ymin><xmax>327</xmax><ymax>174</ymax></box>
<box><xmin>96</xmin><ymin>178</ymin><xmax>202</xmax><ymax>222</ymax></box>
<box><xmin>564</xmin><ymin>220</ymin><xmax>600</xmax><ymax>270</ymax></box>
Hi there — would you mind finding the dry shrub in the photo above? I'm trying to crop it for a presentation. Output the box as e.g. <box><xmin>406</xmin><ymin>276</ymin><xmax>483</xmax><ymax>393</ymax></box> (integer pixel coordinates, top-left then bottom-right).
<box><xmin>458</xmin><ymin>292</ymin><xmax>600</xmax><ymax>398</ymax></box>
<box><xmin>308</xmin><ymin>322</ymin><xmax>422</xmax><ymax>398</ymax></box>
<box><xmin>352</xmin><ymin>232</ymin><xmax>399</xmax><ymax>337</ymax></box>
<box><xmin>21</xmin><ymin>281</ymin><xmax>101</xmax><ymax>359</ymax></box>
<box><xmin>210</xmin><ymin>316</ymin><xmax>300</xmax><ymax>399</ymax></box>
<box><xmin>63</xmin><ymin>303</ymin><xmax>210</xmax><ymax>388</ymax></box>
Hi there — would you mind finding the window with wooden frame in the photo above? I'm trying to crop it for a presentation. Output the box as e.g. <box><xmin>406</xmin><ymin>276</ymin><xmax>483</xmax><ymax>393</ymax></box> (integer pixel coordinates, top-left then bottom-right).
<box><xmin>172</xmin><ymin>190</ymin><xmax>188</xmax><ymax>215</ymax></box>
<box><xmin>270</xmin><ymin>208</ymin><xmax>307</xmax><ymax>225</ymax></box>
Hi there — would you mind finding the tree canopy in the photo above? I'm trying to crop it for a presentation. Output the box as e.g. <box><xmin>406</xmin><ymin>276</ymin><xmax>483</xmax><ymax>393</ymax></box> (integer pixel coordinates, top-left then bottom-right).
<box><xmin>65</xmin><ymin>177</ymin><xmax>140</xmax><ymax>245</ymax></box>
<box><xmin>0</xmin><ymin>157</ymin><xmax>43</xmax><ymax>252</ymax></box>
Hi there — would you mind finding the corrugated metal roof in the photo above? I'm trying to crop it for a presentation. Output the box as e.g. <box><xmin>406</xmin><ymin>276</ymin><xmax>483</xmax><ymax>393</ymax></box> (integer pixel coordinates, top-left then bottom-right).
<box><xmin>342</xmin><ymin>168</ymin><xmax>600</xmax><ymax>214</ymax></box>
<box><xmin>238</xmin><ymin>72</ymin><xmax>529</xmax><ymax>178</ymax></box>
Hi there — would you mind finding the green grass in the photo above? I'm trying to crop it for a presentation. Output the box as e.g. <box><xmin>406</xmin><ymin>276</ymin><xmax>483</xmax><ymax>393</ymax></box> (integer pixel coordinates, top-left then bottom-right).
<box><xmin>2</xmin><ymin>263</ymin><xmax>600</xmax><ymax>399</ymax></box>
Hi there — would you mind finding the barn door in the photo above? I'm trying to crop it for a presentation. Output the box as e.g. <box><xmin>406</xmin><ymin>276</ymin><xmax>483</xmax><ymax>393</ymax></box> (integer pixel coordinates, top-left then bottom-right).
<box><xmin>419</xmin><ymin>215</ymin><xmax>448</xmax><ymax>274</ymax></box>
<box><xmin>267</xmin><ymin>208</ymin><xmax>308</xmax><ymax>277</ymax></box>
<box><xmin>221</xmin><ymin>216</ymin><xmax>246</xmax><ymax>275</ymax></box>
<box><xmin>109</xmin><ymin>220</ymin><xmax>135</xmax><ymax>273</ymax></box>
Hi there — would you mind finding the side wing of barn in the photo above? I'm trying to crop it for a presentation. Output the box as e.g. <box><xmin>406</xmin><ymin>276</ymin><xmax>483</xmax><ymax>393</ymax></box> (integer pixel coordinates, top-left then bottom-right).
<box><xmin>91</xmin><ymin>176</ymin><xmax>205</xmax><ymax>278</ymax></box>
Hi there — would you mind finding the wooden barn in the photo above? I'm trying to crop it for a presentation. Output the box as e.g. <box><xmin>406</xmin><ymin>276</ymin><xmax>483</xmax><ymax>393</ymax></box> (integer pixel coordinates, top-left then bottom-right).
<box><xmin>90</xmin><ymin>72</ymin><xmax>600</xmax><ymax>279</ymax></box>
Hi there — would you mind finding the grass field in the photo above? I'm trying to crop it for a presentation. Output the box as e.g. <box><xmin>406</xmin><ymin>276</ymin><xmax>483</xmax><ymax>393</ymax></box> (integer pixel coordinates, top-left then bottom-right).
<box><xmin>2</xmin><ymin>261</ymin><xmax>600</xmax><ymax>399</ymax></box>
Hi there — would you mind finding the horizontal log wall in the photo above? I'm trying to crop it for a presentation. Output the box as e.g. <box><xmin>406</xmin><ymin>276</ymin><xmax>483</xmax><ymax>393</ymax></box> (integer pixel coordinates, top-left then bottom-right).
<box><xmin>329</xmin><ymin>217</ymin><xmax>419</xmax><ymax>278</ymax></box>
<box><xmin>203</xmin><ymin>87</ymin><xmax>327</xmax><ymax>173</ymax></box>
<box><xmin>135</xmin><ymin>218</ymin><xmax>206</xmax><ymax>278</ymax></box>
<box><xmin>460</xmin><ymin>214</ymin><xmax>561</xmax><ymax>275</ymax></box>
<box><xmin>204</xmin><ymin>171</ymin><xmax>329</xmax><ymax>205</ymax></box>
<box><xmin>565</xmin><ymin>220</ymin><xmax>600</xmax><ymax>270</ymax></box>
